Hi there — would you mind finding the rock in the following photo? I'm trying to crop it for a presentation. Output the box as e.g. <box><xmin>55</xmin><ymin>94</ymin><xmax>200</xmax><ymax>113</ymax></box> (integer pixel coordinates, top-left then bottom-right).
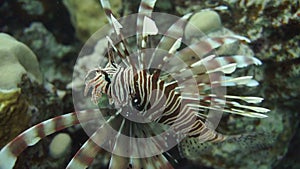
<box><xmin>63</xmin><ymin>0</ymin><xmax>122</xmax><ymax>41</ymax></box>
<box><xmin>20</xmin><ymin>22</ymin><xmax>74</xmax><ymax>83</ymax></box>
<box><xmin>0</xmin><ymin>33</ymin><xmax>42</xmax><ymax>89</ymax></box>
<box><xmin>185</xmin><ymin>10</ymin><xmax>222</xmax><ymax>39</ymax></box>
<box><xmin>0</xmin><ymin>88</ymin><xmax>30</xmax><ymax>147</ymax></box>
<box><xmin>22</xmin><ymin>22</ymin><xmax>73</xmax><ymax>60</ymax></box>
<box><xmin>49</xmin><ymin>133</ymin><xmax>72</xmax><ymax>159</ymax></box>
<box><xmin>18</xmin><ymin>0</ymin><xmax>44</xmax><ymax>16</ymax></box>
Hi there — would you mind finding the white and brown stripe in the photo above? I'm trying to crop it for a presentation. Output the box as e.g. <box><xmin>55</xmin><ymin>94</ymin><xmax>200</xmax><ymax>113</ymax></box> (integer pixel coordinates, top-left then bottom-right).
<box><xmin>0</xmin><ymin>110</ymin><xmax>100</xmax><ymax>169</ymax></box>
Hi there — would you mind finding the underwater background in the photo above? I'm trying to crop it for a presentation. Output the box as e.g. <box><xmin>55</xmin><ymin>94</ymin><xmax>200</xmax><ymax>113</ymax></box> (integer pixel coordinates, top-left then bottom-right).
<box><xmin>0</xmin><ymin>0</ymin><xmax>299</xmax><ymax>169</ymax></box>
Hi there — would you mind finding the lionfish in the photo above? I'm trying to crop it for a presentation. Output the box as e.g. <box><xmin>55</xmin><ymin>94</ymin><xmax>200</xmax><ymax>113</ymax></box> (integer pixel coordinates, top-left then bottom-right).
<box><xmin>0</xmin><ymin>0</ymin><xmax>269</xmax><ymax>168</ymax></box>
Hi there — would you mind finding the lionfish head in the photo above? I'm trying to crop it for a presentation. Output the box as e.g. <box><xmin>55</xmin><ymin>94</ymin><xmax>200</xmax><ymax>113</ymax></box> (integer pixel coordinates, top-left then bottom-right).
<box><xmin>84</xmin><ymin>67</ymin><xmax>112</xmax><ymax>104</ymax></box>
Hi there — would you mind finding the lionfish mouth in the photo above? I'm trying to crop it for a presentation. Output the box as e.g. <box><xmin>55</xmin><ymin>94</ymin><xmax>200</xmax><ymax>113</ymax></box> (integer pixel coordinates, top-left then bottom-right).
<box><xmin>0</xmin><ymin>0</ymin><xmax>270</xmax><ymax>169</ymax></box>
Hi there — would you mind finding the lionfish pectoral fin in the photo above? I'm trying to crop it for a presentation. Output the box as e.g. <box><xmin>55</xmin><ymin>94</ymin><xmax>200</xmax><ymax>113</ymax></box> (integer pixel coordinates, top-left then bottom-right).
<box><xmin>0</xmin><ymin>110</ymin><xmax>100</xmax><ymax>169</ymax></box>
<box><xmin>66</xmin><ymin>138</ymin><xmax>101</xmax><ymax>169</ymax></box>
<box><xmin>196</xmin><ymin>94</ymin><xmax>269</xmax><ymax>118</ymax></box>
<box><xmin>136</xmin><ymin>0</ymin><xmax>157</xmax><ymax>46</ymax></box>
<box><xmin>111</xmin><ymin>14</ymin><xmax>123</xmax><ymax>35</ymax></box>
<box><xmin>136</xmin><ymin>0</ymin><xmax>157</xmax><ymax>69</ymax></box>
<box><xmin>148</xmin><ymin>13</ymin><xmax>192</xmax><ymax>71</ymax></box>
<box><xmin>67</xmin><ymin>113</ymin><xmax>121</xmax><ymax>168</ymax></box>
<box><xmin>142</xmin><ymin>16</ymin><xmax>158</xmax><ymax>37</ymax></box>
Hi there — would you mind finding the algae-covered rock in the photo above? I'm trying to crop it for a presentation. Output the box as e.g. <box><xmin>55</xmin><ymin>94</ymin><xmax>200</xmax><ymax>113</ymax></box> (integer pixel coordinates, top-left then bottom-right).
<box><xmin>0</xmin><ymin>33</ymin><xmax>42</xmax><ymax>89</ymax></box>
<box><xmin>63</xmin><ymin>0</ymin><xmax>122</xmax><ymax>41</ymax></box>
<box><xmin>0</xmin><ymin>88</ymin><xmax>30</xmax><ymax>147</ymax></box>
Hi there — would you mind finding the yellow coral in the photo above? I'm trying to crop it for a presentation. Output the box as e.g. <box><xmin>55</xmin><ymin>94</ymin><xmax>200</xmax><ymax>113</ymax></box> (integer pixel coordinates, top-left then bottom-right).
<box><xmin>0</xmin><ymin>88</ymin><xmax>30</xmax><ymax>147</ymax></box>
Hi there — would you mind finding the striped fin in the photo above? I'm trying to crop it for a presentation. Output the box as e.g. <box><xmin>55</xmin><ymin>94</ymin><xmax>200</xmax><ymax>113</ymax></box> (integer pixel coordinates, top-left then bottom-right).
<box><xmin>189</xmin><ymin>55</ymin><xmax>261</xmax><ymax>77</ymax></box>
<box><xmin>136</xmin><ymin>0</ymin><xmax>157</xmax><ymax>69</ymax></box>
<box><xmin>142</xmin><ymin>16</ymin><xmax>159</xmax><ymax>38</ymax></box>
<box><xmin>0</xmin><ymin>110</ymin><xmax>100</xmax><ymax>169</ymax></box>
<box><xmin>156</xmin><ymin>13</ymin><xmax>192</xmax><ymax>52</ymax></box>
<box><xmin>215</xmin><ymin>76</ymin><xmax>259</xmax><ymax>87</ymax></box>
<box><xmin>139</xmin><ymin>16</ymin><xmax>159</xmax><ymax>69</ymax></box>
<box><xmin>196</xmin><ymin>95</ymin><xmax>269</xmax><ymax>118</ymax></box>
<box><xmin>66</xmin><ymin>138</ymin><xmax>102</xmax><ymax>169</ymax></box>
<box><xmin>225</xmin><ymin>95</ymin><xmax>264</xmax><ymax>104</ymax></box>
<box><xmin>165</xmin><ymin>54</ymin><xmax>262</xmax><ymax>93</ymax></box>
<box><xmin>106</xmin><ymin>36</ymin><xmax>130</xmax><ymax>67</ymax></box>
<box><xmin>162</xmin><ymin>36</ymin><xmax>240</xmax><ymax>77</ymax></box>
<box><xmin>176</xmin><ymin>37</ymin><xmax>234</xmax><ymax>65</ymax></box>
<box><xmin>100</xmin><ymin>0</ymin><xmax>114</xmax><ymax>24</ymax></box>
<box><xmin>131</xmin><ymin>123</ymin><xmax>174</xmax><ymax>169</ymax></box>
<box><xmin>110</xmin><ymin>15</ymin><xmax>134</xmax><ymax>66</ymax></box>
<box><xmin>148</xmin><ymin>13</ymin><xmax>192</xmax><ymax>70</ymax></box>
<box><xmin>136</xmin><ymin>0</ymin><xmax>157</xmax><ymax>48</ymax></box>
<box><xmin>67</xmin><ymin>111</ymin><xmax>121</xmax><ymax>168</ymax></box>
<box><xmin>206</xmin><ymin>63</ymin><xmax>237</xmax><ymax>74</ymax></box>
<box><xmin>190</xmin><ymin>55</ymin><xmax>261</xmax><ymax>76</ymax></box>
<box><xmin>180</xmin><ymin>93</ymin><xmax>268</xmax><ymax>119</ymax></box>
<box><xmin>100</xmin><ymin>0</ymin><xmax>133</xmax><ymax>67</ymax></box>
<box><xmin>108</xmin><ymin>118</ymin><xmax>129</xmax><ymax>169</ymax></box>
<box><xmin>175</xmin><ymin>36</ymin><xmax>249</xmax><ymax>67</ymax></box>
<box><xmin>106</xmin><ymin>120</ymin><xmax>174</xmax><ymax>169</ymax></box>
<box><xmin>213</xmin><ymin>55</ymin><xmax>262</xmax><ymax>68</ymax></box>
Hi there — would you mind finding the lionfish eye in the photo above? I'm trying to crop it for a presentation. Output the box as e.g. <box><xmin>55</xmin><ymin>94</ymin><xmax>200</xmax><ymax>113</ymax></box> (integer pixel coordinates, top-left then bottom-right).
<box><xmin>132</xmin><ymin>94</ymin><xmax>143</xmax><ymax>111</ymax></box>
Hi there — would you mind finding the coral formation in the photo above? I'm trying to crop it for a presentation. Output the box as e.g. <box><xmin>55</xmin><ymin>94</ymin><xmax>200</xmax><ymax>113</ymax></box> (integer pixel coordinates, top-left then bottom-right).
<box><xmin>0</xmin><ymin>88</ymin><xmax>30</xmax><ymax>148</ymax></box>
<box><xmin>0</xmin><ymin>33</ymin><xmax>42</xmax><ymax>89</ymax></box>
<box><xmin>0</xmin><ymin>33</ymin><xmax>65</xmax><ymax>149</ymax></box>
<box><xmin>185</xmin><ymin>10</ymin><xmax>222</xmax><ymax>39</ymax></box>
<box><xmin>0</xmin><ymin>33</ymin><xmax>42</xmax><ymax>146</ymax></box>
